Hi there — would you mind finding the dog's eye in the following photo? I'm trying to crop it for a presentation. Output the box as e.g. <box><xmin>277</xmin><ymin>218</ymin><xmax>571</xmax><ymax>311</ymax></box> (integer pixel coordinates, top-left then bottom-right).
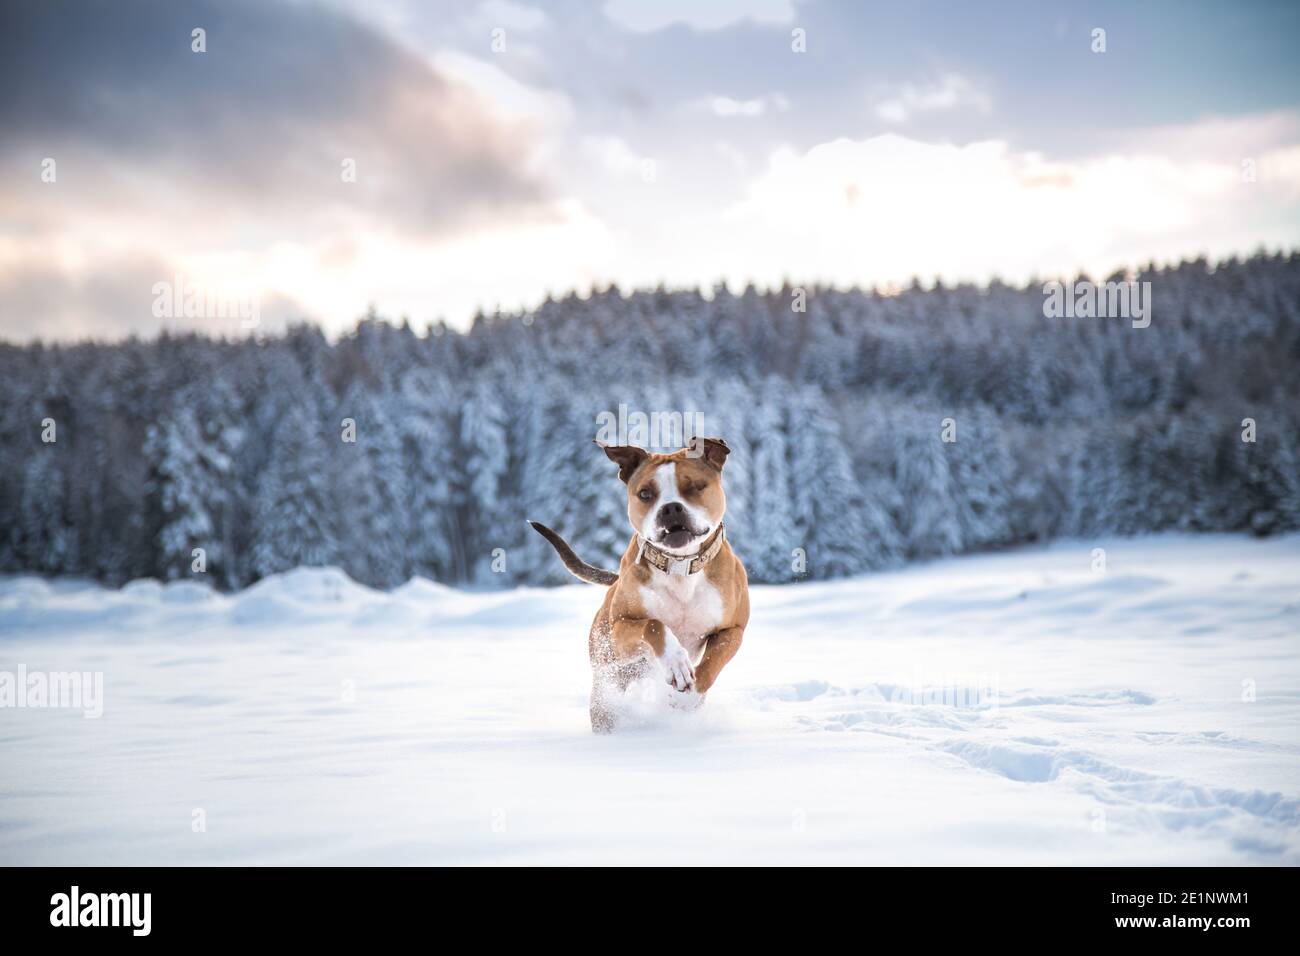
<box><xmin>637</xmin><ymin>488</ymin><xmax>654</xmax><ymax>502</ymax></box>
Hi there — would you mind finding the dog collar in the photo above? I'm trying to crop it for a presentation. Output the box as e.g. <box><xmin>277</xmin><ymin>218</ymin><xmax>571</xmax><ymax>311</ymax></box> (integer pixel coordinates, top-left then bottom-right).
<box><xmin>636</xmin><ymin>523</ymin><xmax>726</xmax><ymax>577</ymax></box>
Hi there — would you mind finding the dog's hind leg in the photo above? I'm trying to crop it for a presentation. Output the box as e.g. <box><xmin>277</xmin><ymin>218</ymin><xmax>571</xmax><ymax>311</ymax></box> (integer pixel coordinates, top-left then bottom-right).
<box><xmin>588</xmin><ymin>659</ymin><xmax>648</xmax><ymax>733</ymax></box>
<box><xmin>590</xmin><ymin>690</ymin><xmax>615</xmax><ymax>734</ymax></box>
<box><xmin>589</xmin><ymin>668</ymin><xmax>615</xmax><ymax>734</ymax></box>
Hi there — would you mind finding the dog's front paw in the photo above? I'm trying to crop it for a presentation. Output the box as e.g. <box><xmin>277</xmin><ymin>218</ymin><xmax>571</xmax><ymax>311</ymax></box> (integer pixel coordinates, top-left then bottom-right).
<box><xmin>668</xmin><ymin>686</ymin><xmax>705</xmax><ymax>711</ymax></box>
<box><xmin>660</xmin><ymin>638</ymin><xmax>696</xmax><ymax>692</ymax></box>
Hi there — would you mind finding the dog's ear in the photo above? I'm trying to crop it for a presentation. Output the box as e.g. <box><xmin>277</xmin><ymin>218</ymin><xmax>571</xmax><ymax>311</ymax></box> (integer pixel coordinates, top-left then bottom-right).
<box><xmin>689</xmin><ymin>436</ymin><xmax>730</xmax><ymax>471</ymax></box>
<box><xmin>595</xmin><ymin>441</ymin><xmax>648</xmax><ymax>483</ymax></box>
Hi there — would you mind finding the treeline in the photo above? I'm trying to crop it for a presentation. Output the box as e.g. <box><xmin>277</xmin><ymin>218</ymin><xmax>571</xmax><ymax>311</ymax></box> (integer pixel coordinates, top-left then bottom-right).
<box><xmin>1</xmin><ymin>251</ymin><xmax>1298</xmax><ymax>590</ymax></box>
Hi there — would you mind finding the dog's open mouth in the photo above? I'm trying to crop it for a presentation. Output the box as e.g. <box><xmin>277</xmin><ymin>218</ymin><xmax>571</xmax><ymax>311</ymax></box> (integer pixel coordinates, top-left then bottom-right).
<box><xmin>658</xmin><ymin>523</ymin><xmax>698</xmax><ymax>549</ymax></box>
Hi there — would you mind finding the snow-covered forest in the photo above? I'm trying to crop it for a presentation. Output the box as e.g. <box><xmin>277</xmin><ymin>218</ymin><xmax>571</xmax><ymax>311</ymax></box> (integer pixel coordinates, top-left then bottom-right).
<box><xmin>2</xmin><ymin>251</ymin><xmax>1298</xmax><ymax>590</ymax></box>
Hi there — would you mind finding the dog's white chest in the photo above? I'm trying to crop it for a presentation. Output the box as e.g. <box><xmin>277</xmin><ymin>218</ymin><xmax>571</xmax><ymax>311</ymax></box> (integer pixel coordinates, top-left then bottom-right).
<box><xmin>639</xmin><ymin>574</ymin><xmax>723</xmax><ymax>663</ymax></box>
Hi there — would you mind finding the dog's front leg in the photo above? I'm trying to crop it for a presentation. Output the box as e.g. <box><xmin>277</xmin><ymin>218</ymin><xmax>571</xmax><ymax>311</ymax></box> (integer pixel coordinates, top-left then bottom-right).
<box><xmin>609</xmin><ymin>617</ymin><xmax>695</xmax><ymax>691</ymax></box>
<box><xmin>693</xmin><ymin>626</ymin><xmax>744</xmax><ymax>694</ymax></box>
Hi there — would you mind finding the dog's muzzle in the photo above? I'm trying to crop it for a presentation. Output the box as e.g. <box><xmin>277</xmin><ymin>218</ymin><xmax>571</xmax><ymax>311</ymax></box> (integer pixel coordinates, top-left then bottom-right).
<box><xmin>655</xmin><ymin>501</ymin><xmax>702</xmax><ymax>549</ymax></box>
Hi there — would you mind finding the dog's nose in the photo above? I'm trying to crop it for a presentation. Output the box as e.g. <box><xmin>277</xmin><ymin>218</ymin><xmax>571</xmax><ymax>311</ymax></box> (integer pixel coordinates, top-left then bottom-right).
<box><xmin>658</xmin><ymin>501</ymin><xmax>685</xmax><ymax>520</ymax></box>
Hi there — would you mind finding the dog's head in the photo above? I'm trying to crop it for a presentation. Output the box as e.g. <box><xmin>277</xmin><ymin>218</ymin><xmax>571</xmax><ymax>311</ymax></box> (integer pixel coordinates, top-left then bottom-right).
<box><xmin>599</xmin><ymin>437</ymin><xmax>730</xmax><ymax>554</ymax></box>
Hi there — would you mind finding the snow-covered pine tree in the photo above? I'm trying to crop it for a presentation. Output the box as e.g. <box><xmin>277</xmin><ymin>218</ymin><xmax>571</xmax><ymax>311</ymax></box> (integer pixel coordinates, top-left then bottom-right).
<box><xmin>195</xmin><ymin>376</ymin><xmax>248</xmax><ymax>589</ymax></box>
<box><xmin>1062</xmin><ymin>424</ymin><xmax>1129</xmax><ymax>538</ymax></box>
<box><xmin>19</xmin><ymin>450</ymin><xmax>75</xmax><ymax>573</ymax></box>
<box><xmin>399</xmin><ymin>367</ymin><xmax>461</xmax><ymax>584</ymax></box>
<box><xmin>786</xmin><ymin>385</ymin><xmax>900</xmax><ymax>577</ymax></box>
<box><xmin>745</xmin><ymin>385</ymin><xmax>795</xmax><ymax>581</ymax></box>
<box><xmin>948</xmin><ymin>407</ymin><xmax>1015</xmax><ymax>552</ymax></box>
<box><xmin>250</xmin><ymin>399</ymin><xmax>338</xmax><ymax>576</ymax></box>
<box><xmin>143</xmin><ymin>404</ymin><xmax>228</xmax><ymax>581</ymax></box>
<box><xmin>889</xmin><ymin>410</ymin><xmax>962</xmax><ymax>560</ymax></box>
<box><xmin>458</xmin><ymin>374</ymin><xmax>513</xmax><ymax>584</ymax></box>
<box><xmin>703</xmin><ymin>379</ymin><xmax>755</xmax><ymax>562</ymax></box>
<box><xmin>567</xmin><ymin>390</ymin><xmax>638</xmax><ymax>574</ymax></box>
<box><xmin>513</xmin><ymin>384</ymin><xmax>579</xmax><ymax>585</ymax></box>
<box><xmin>331</xmin><ymin>384</ymin><xmax>411</xmax><ymax>588</ymax></box>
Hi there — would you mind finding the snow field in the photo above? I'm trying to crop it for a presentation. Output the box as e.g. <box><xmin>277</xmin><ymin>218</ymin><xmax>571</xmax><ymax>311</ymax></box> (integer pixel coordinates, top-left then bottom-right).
<box><xmin>1</xmin><ymin>533</ymin><xmax>1297</xmax><ymax>864</ymax></box>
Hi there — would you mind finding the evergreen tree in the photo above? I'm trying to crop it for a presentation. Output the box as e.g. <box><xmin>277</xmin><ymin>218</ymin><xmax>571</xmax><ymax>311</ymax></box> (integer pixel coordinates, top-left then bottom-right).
<box><xmin>890</xmin><ymin>412</ymin><xmax>962</xmax><ymax>560</ymax></box>
<box><xmin>19</xmin><ymin>450</ymin><xmax>74</xmax><ymax>573</ymax></box>
<box><xmin>0</xmin><ymin>251</ymin><xmax>1295</xmax><ymax>590</ymax></box>
<box><xmin>787</xmin><ymin>386</ymin><xmax>900</xmax><ymax>576</ymax></box>
<box><xmin>400</xmin><ymin>368</ymin><xmax>461</xmax><ymax>583</ymax></box>
<box><xmin>333</xmin><ymin>385</ymin><xmax>411</xmax><ymax>588</ymax></box>
<box><xmin>250</xmin><ymin>400</ymin><xmax>337</xmax><ymax>576</ymax></box>
<box><xmin>746</xmin><ymin>388</ymin><xmax>795</xmax><ymax>580</ymax></box>
<box><xmin>144</xmin><ymin>405</ymin><xmax>228</xmax><ymax>581</ymax></box>
<box><xmin>458</xmin><ymin>375</ymin><xmax>512</xmax><ymax>584</ymax></box>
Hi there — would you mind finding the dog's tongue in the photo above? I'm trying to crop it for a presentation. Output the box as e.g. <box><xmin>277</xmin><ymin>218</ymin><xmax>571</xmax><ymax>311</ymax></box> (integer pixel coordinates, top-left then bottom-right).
<box><xmin>662</xmin><ymin>527</ymin><xmax>692</xmax><ymax>547</ymax></box>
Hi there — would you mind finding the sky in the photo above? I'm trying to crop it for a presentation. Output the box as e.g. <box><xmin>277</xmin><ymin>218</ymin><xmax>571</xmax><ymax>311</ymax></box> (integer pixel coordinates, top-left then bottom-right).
<box><xmin>2</xmin><ymin>0</ymin><xmax>1299</xmax><ymax>342</ymax></box>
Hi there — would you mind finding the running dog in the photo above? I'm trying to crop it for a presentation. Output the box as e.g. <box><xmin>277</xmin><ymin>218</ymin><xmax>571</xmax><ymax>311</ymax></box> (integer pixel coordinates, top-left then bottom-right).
<box><xmin>530</xmin><ymin>438</ymin><xmax>749</xmax><ymax>732</ymax></box>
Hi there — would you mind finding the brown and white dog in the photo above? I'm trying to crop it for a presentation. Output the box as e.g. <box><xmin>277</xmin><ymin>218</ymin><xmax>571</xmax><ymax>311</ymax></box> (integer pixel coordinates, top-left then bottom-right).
<box><xmin>530</xmin><ymin>438</ymin><xmax>749</xmax><ymax>733</ymax></box>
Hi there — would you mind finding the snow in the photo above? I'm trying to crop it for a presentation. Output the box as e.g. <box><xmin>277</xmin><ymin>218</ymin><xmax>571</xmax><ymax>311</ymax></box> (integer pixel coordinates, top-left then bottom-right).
<box><xmin>1</xmin><ymin>533</ymin><xmax>1297</xmax><ymax>865</ymax></box>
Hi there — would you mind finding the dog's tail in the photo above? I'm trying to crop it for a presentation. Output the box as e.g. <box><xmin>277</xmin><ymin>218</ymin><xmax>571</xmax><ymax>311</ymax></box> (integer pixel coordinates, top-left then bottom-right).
<box><xmin>528</xmin><ymin>520</ymin><xmax>619</xmax><ymax>586</ymax></box>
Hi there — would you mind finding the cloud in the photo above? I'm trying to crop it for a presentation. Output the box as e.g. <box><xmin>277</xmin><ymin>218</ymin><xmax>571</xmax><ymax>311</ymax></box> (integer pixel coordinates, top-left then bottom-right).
<box><xmin>872</xmin><ymin>74</ymin><xmax>992</xmax><ymax>124</ymax></box>
<box><xmin>580</xmin><ymin>136</ymin><xmax>653</xmax><ymax>179</ymax></box>
<box><xmin>0</xmin><ymin>250</ymin><xmax>307</xmax><ymax>342</ymax></box>
<box><xmin>700</xmin><ymin>119</ymin><xmax>1300</xmax><ymax>288</ymax></box>
<box><xmin>431</xmin><ymin>49</ymin><xmax>574</xmax><ymax>140</ymax></box>
<box><xmin>0</xmin><ymin>0</ymin><xmax>558</xmax><ymax>240</ymax></box>
<box><xmin>4</xmin><ymin>1</ymin><xmax>1297</xmax><ymax>343</ymax></box>
<box><xmin>0</xmin><ymin>0</ymin><xmax>582</xmax><ymax>341</ymax></box>
<box><xmin>603</xmin><ymin>0</ymin><xmax>797</xmax><ymax>33</ymax></box>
